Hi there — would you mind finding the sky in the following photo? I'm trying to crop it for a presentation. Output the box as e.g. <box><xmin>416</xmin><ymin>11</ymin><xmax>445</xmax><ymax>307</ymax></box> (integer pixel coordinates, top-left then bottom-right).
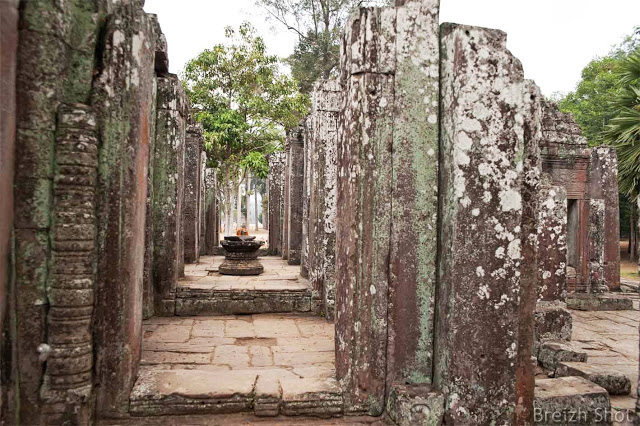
<box><xmin>144</xmin><ymin>0</ymin><xmax>640</xmax><ymax>96</ymax></box>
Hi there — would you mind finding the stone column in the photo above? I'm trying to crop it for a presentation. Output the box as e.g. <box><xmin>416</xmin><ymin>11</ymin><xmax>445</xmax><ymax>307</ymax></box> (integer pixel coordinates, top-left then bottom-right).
<box><xmin>535</xmin><ymin>184</ymin><xmax>572</xmax><ymax>343</ymax></box>
<box><xmin>308</xmin><ymin>80</ymin><xmax>342</xmax><ymax>320</ymax></box>
<box><xmin>41</xmin><ymin>105</ymin><xmax>98</xmax><ymax>422</ymax></box>
<box><xmin>301</xmin><ymin>120</ymin><xmax>311</xmax><ymax>279</ymax></box>
<box><xmin>587</xmin><ymin>199</ymin><xmax>607</xmax><ymax>294</ymax></box>
<box><xmin>183</xmin><ymin>122</ymin><xmax>204</xmax><ymax>264</ymax></box>
<box><xmin>435</xmin><ymin>24</ymin><xmax>535</xmax><ymax>424</ymax></box>
<box><xmin>151</xmin><ymin>75</ymin><xmax>187</xmax><ymax>316</ymax></box>
<box><xmin>387</xmin><ymin>0</ymin><xmax>440</xmax><ymax>392</ymax></box>
<box><xmin>286</xmin><ymin>125</ymin><xmax>305</xmax><ymax>265</ymax></box>
<box><xmin>199</xmin><ymin>151</ymin><xmax>207</xmax><ymax>256</ymax></box>
<box><xmin>282</xmin><ymin>152</ymin><xmax>290</xmax><ymax>260</ymax></box>
<box><xmin>0</xmin><ymin>0</ymin><xmax>17</xmax><ymax>412</ymax></box>
<box><xmin>268</xmin><ymin>153</ymin><xmax>285</xmax><ymax>255</ymax></box>
<box><xmin>336</xmin><ymin>7</ymin><xmax>396</xmax><ymax>415</ymax></box>
<box><xmin>588</xmin><ymin>147</ymin><xmax>620</xmax><ymax>290</ymax></box>
<box><xmin>92</xmin><ymin>4</ymin><xmax>156</xmax><ymax>417</ymax></box>
<box><xmin>204</xmin><ymin>168</ymin><xmax>219</xmax><ymax>253</ymax></box>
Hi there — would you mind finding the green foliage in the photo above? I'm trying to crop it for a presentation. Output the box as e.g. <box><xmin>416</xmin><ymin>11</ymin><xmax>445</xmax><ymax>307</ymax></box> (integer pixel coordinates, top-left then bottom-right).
<box><xmin>604</xmin><ymin>48</ymin><xmax>640</xmax><ymax>198</ymax></box>
<box><xmin>183</xmin><ymin>22</ymin><xmax>309</xmax><ymax>177</ymax></box>
<box><xmin>255</xmin><ymin>0</ymin><xmax>390</xmax><ymax>94</ymax></box>
<box><xmin>557</xmin><ymin>27</ymin><xmax>640</xmax><ymax>147</ymax></box>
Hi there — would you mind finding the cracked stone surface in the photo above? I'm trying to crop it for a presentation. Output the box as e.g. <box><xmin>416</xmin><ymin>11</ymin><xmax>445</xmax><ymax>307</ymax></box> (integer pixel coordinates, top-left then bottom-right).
<box><xmin>131</xmin><ymin>312</ymin><xmax>339</xmax><ymax>417</ymax></box>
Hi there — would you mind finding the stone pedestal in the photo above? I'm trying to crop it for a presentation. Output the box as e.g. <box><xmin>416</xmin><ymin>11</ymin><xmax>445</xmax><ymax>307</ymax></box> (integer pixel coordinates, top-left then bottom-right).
<box><xmin>219</xmin><ymin>236</ymin><xmax>265</xmax><ymax>276</ymax></box>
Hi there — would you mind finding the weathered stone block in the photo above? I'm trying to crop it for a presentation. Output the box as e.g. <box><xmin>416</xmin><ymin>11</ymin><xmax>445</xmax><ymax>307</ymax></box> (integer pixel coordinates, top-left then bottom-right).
<box><xmin>386</xmin><ymin>384</ymin><xmax>445</xmax><ymax>426</ymax></box>
<box><xmin>537</xmin><ymin>341</ymin><xmax>587</xmax><ymax>371</ymax></box>
<box><xmin>556</xmin><ymin>362</ymin><xmax>631</xmax><ymax>395</ymax></box>
<box><xmin>286</xmin><ymin>125</ymin><xmax>305</xmax><ymax>265</ymax></box>
<box><xmin>183</xmin><ymin>121</ymin><xmax>204</xmax><ymax>264</ymax></box>
<box><xmin>534</xmin><ymin>377</ymin><xmax>611</xmax><ymax>425</ymax></box>
<box><xmin>566</xmin><ymin>294</ymin><xmax>634</xmax><ymax>311</ymax></box>
<box><xmin>535</xmin><ymin>301</ymin><xmax>572</xmax><ymax>343</ymax></box>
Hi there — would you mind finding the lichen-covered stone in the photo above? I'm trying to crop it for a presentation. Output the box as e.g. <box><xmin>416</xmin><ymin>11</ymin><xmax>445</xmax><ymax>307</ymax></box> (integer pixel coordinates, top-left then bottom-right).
<box><xmin>566</xmin><ymin>293</ymin><xmax>634</xmax><ymax>311</ymax></box>
<box><xmin>435</xmin><ymin>23</ymin><xmax>533</xmax><ymax>424</ymax></box>
<box><xmin>538</xmin><ymin>184</ymin><xmax>568</xmax><ymax>302</ymax></box>
<box><xmin>537</xmin><ymin>341</ymin><xmax>587</xmax><ymax>371</ymax></box>
<box><xmin>285</xmin><ymin>124</ymin><xmax>305</xmax><ymax>265</ymax></box>
<box><xmin>535</xmin><ymin>301</ymin><xmax>573</xmax><ymax>344</ymax></box>
<box><xmin>151</xmin><ymin>74</ymin><xmax>188</xmax><ymax>316</ymax></box>
<box><xmin>386</xmin><ymin>384</ymin><xmax>445</xmax><ymax>426</ymax></box>
<box><xmin>387</xmin><ymin>0</ymin><xmax>440</xmax><ymax>390</ymax></box>
<box><xmin>534</xmin><ymin>376</ymin><xmax>611</xmax><ymax>425</ymax></box>
<box><xmin>91</xmin><ymin>3</ymin><xmax>156</xmax><ymax>416</ymax></box>
<box><xmin>267</xmin><ymin>153</ymin><xmax>286</xmax><ymax>255</ymax></box>
<box><xmin>556</xmin><ymin>362</ymin><xmax>631</xmax><ymax>395</ymax></box>
<box><xmin>183</xmin><ymin>121</ymin><xmax>204</xmax><ymax>264</ymax></box>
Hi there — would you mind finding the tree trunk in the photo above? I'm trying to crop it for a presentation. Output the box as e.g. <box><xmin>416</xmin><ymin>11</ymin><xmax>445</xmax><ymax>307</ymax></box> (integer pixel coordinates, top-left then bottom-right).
<box><xmin>246</xmin><ymin>173</ymin><xmax>252</xmax><ymax>231</ymax></box>
<box><xmin>255</xmin><ymin>180</ymin><xmax>259</xmax><ymax>231</ymax></box>
<box><xmin>236</xmin><ymin>176</ymin><xmax>243</xmax><ymax>230</ymax></box>
<box><xmin>223</xmin><ymin>167</ymin><xmax>234</xmax><ymax>236</ymax></box>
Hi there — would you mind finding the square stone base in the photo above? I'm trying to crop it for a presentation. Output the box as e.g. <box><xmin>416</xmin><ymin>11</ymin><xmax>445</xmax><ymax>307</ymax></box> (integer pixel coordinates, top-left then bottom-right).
<box><xmin>566</xmin><ymin>294</ymin><xmax>634</xmax><ymax>311</ymax></box>
<box><xmin>386</xmin><ymin>384</ymin><xmax>444</xmax><ymax>426</ymax></box>
<box><xmin>535</xmin><ymin>302</ymin><xmax>572</xmax><ymax>343</ymax></box>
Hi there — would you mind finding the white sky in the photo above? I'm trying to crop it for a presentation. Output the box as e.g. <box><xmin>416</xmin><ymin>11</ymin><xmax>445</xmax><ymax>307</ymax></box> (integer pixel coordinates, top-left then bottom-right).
<box><xmin>144</xmin><ymin>0</ymin><xmax>639</xmax><ymax>96</ymax></box>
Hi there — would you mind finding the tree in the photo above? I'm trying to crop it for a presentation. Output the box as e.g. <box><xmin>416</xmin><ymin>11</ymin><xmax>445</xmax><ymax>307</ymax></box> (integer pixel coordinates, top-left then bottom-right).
<box><xmin>557</xmin><ymin>27</ymin><xmax>640</xmax><ymax>146</ymax></box>
<box><xmin>255</xmin><ymin>0</ymin><xmax>390</xmax><ymax>93</ymax></box>
<box><xmin>183</xmin><ymin>23</ymin><xmax>308</xmax><ymax>235</ymax></box>
<box><xmin>604</xmin><ymin>48</ymin><xmax>640</xmax><ymax>199</ymax></box>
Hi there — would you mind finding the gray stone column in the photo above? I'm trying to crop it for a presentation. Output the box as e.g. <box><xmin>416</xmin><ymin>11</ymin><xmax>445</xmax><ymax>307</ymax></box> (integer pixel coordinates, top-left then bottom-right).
<box><xmin>588</xmin><ymin>147</ymin><xmax>620</xmax><ymax>290</ymax></box>
<box><xmin>286</xmin><ymin>125</ymin><xmax>305</xmax><ymax>265</ymax></box>
<box><xmin>267</xmin><ymin>153</ymin><xmax>285</xmax><ymax>255</ymax></box>
<box><xmin>308</xmin><ymin>80</ymin><xmax>342</xmax><ymax>320</ymax></box>
<box><xmin>336</xmin><ymin>6</ymin><xmax>396</xmax><ymax>415</ymax></box>
<box><xmin>151</xmin><ymin>75</ymin><xmax>188</xmax><ymax>316</ymax></box>
<box><xmin>92</xmin><ymin>4</ymin><xmax>156</xmax><ymax>417</ymax></box>
<box><xmin>282</xmin><ymin>152</ymin><xmax>290</xmax><ymax>260</ymax></box>
<box><xmin>435</xmin><ymin>24</ymin><xmax>536</xmax><ymax>424</ymax></box>
<box><xmin>301</xmin><ymin>120</ymin><xmax>311</xmax><ymax>279</ymax></box>
<box><xmin>199</xmin><ymin>151</ymin><xmax>207</xmax><ymax>256</ymax></box>
<box><xmin>204</xmin><ymin>168</ymin><xmax>219</xmax><ymax>253</ymax></box>
<box><xmin>587</xmin><ymin>198</ymin><xmax>607</xmax><ymax>294</ymax></box>
<box><xmin>183</xmin><ymin>122</ymin><xmax>204</xmax><ymax>264</ymax></box>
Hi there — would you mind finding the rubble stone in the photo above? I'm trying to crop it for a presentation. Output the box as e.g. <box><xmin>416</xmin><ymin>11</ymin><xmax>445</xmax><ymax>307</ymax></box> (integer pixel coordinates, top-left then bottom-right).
<box><xmin>386</xmin><ymin>384</ymin><xmax>445</xmax><ymax>426</ymax></box>
<box><xmin>534</xmin><ymin>376</ymin><xmax>611</xmax><ymax>425</ymax></box>
<box><xmin>556</xmin><ymin>362</ymin><xmax>631</xmax><ymax>395</ymax></box>
<box><xmin>537</xmin><ymin>341</ymin><xmax>588</xmax><ymax>371</ymax></box>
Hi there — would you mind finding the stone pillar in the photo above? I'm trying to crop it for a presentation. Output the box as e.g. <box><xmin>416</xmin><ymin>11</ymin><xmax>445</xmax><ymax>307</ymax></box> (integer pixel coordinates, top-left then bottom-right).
<box><xmin>268</xmin><ymin>153</ymin><xmax>285</xmax><ymax>255</ymax></box>
<box><xmin>387</xmin><ymin>0</ymin><xmax>440</xmax><ymax>392</ymax></box>
<box><xmin>204</xmin><ymin>168</ymin><xmax>219</xmax><ymax>253</ymax></box>
<box><xmin>183</xmin><ymin>122</ymin><xmax>204</xmax><ymax>264</ymax></box>
<box><xmin>301</xmin><ymin>120</ymin><xmax>311</xmax><ymax>279</ymax></box>
<box><xmin>0</xmin><ymin>0</ymin><xmax>17</xmax><ymax>416</ymax></box>
<box><xmin>151</xmin><ymin>75</ymin><xmax>187</xmax><ymax>316</ymax></box>
<box><xmin>588</xmin><ymin>147</ymin><xmax>620</xmax><ymax>290</ymax></box>
<box><xmin>92</xmin><ymin>4</ymin><xmax>156</xmax><ymax>417</ymax></box>
<box><xmin>199</xmin><ymin>151</ymin><xmax>207</xmax><ymax>256</ymax></box>
<box><xmin>535</xmin><ymin>184</ymin><xmax>572</xmax><ymax>343</ymax></box>
<box><xmin>308</xmin><ymin>80</ymin><xmax>342</xmax><ymax>320</ymax></box>
<box><xmin>435</xmin><ymin>24</ymin><xmax>535</xmax><ymax>424</ymax></box>
<box><xmin>587</xmin><ymin>199</ymin><xmax>607</xmax><ymax>294</ymax></box>
<box><xmin>336</xmin><ymin>6</ymin><xmax>396</xmax><ymax>415</ymax></box>
<box><xmin>538</xmin><ymin>185</ymin><xmax>568</xmax><ymax>302</ymax></box>
<box><xmin>286</xmin><ymin>125</ymin><xmax>305</xmax><ymax>265</ymax></box>
<box><xmin>41</xmin><ymin>105</ymin><xmax>98</xmax><ymax>423</ymax></box>
<box><xmin>282</xmin><ymin>153</ymin><xmax>290</xmax><ymax>260</ymax></box>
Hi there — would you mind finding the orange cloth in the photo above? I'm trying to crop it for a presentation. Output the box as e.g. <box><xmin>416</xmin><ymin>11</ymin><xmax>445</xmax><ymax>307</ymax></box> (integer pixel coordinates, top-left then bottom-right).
<box><xmin>236</xmin><ymin>227</ymin><xmax>249</xmax><ymax>236</ymax></box>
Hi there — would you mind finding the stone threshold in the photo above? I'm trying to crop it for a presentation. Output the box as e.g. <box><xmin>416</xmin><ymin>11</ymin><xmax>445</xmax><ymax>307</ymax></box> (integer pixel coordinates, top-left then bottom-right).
<box><xmin>130</xmin><ymin>369</ymin><xmax>343</xmax><ymax>418</ymax></box>
<box><xmin>175</xmin><ymin>285</ymin><xmax>313</xmax><ymax>316</ymax></box>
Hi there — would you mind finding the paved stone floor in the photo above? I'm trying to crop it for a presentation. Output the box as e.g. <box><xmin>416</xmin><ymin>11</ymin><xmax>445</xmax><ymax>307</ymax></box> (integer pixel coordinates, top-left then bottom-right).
<box><xmin>180</xmin><ymin>256</ymin><xmax>307</xmax><ymax>290</ymax></box>
<box><xmin>569</xmin><ymin>298</ymin><xmax>640</xmax><ymax>421</ymax></box>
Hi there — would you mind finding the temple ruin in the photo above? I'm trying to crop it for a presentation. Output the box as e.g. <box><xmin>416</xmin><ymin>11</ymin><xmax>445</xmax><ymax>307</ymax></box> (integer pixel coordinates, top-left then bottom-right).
<box><xmin>0</xmin><ymin>0</ymin><xmax>637</xmax><ymax>424</ymax></box>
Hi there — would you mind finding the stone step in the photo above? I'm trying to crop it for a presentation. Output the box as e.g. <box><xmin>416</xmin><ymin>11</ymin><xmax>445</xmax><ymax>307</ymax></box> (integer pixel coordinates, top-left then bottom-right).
<box><xmin>175</xmin><ymin>286</ymin><xmax>313</xmax><ymax>316</ymax></box>
<box><xmin>556</xmin><ymin>362</ymin><xmax>631</xmax><ymax>395</ymax></box>
<box><xmin>566</xmin><ymin>294</ymin><xmax>634</xmax><ymax>311</ymax></box>
<box><xmin>537</xmin><ymin>341</ymin><xmax>587</xmax><ymax>371</ymax></box>
<box><xmin>534</xmin><ymin>376</ymin><xmax>611</xmax><ymax>425</ymax></box>
<box><xmin>130</xmin><ymin>369</ymin><xmax>343</xmax><ymax>418</ymax></box>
